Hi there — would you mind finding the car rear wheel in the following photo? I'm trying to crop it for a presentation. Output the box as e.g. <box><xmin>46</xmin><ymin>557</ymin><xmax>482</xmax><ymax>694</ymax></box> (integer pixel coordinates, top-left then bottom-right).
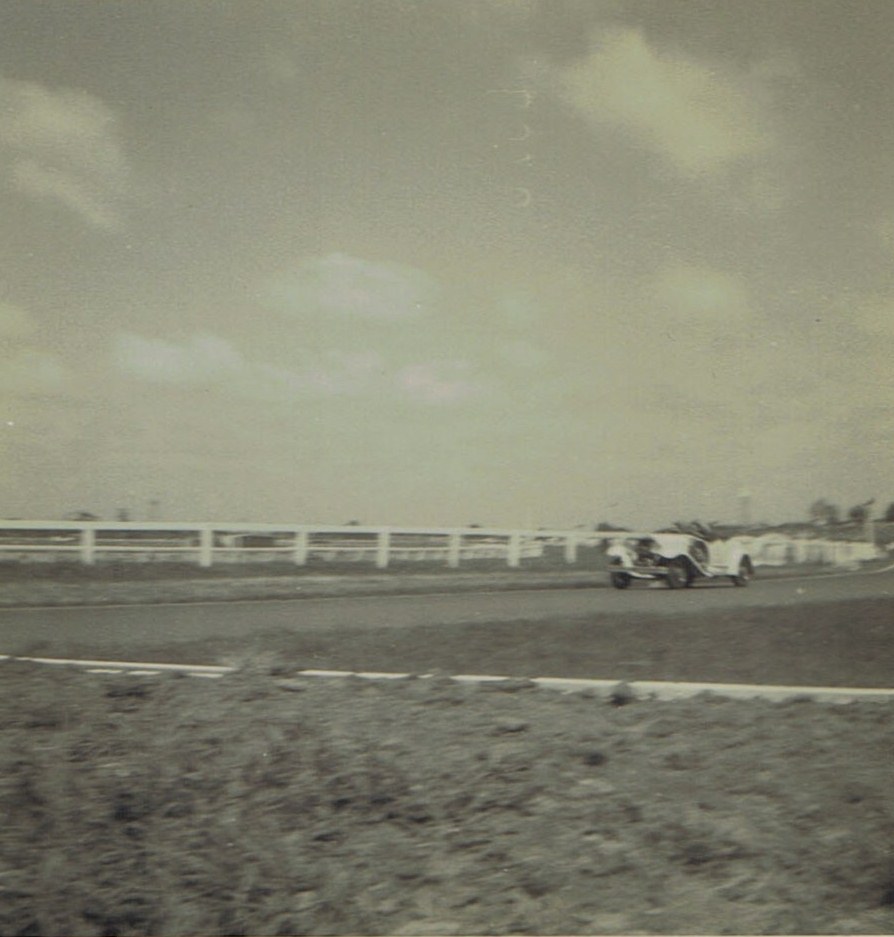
<box><xmin>610</xmin><ymin>572</ymin><xmax>631</xmax><ymax>589</ymax></box>
<box><xmin>731</xmin><ymin>557</ymin><xmax>753</xmax><ymax>587</ymax></box>
<box><xmin>665</xmin><ymin>558</ymin><xmax>692</xmax><ymax>589</ymax></box>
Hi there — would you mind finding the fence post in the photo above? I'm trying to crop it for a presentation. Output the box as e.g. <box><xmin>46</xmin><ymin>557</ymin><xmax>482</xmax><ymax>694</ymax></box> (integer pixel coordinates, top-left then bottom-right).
<box><xmin>80</xmin><ymin>526</ymin><xmax>96</xmax><ymax>565</ymax></box>
<box><xmin>198</xmin><ymin>527</ymin><xmax>214</xmax><ymax>567</ymax></box>
<box><xmin>376</xmin><ymin>528</ymin><xmax>391</xmax><ymax>569</ymax></box>
<box><xmin>507</xmin><ymin>531</ymin><xmax>522</xmax><ymax>568</ymax></box>
<box><xmin>447</xmin><ymin>531</ymin><xmax>461</xmax><ymax>568</ymax></box>
<box><xmin>865</xmin><ymin>515</ymin><xmax>876</xmax><ymax>546</ymax></box>
<box><xmin>564</xmin><ymin>532</ymin><xmax>578</xmax><ymax>564</ymax></box>
<box><xmin>293</xmin><ymin>529</ymin><xmax>309</xmax><ymax>566</ymax></box>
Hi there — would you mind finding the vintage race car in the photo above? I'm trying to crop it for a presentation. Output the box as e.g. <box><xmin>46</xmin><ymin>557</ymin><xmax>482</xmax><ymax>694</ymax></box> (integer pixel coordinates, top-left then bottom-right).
<box><xmin>606</xmin><ymin>533</ymin><xmax>754</xmax><ymax>589</ymax></box>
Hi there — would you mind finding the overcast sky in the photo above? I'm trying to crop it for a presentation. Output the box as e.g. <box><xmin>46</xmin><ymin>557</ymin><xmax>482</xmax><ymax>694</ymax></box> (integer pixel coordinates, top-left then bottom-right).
<box><xmin>1</xmin><ymin>0</ymin><xmax>892</xmax><ymax>529</ymax></box>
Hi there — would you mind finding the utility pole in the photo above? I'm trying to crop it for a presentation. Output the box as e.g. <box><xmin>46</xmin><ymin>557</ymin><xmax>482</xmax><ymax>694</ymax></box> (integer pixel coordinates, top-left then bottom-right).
<box><xmin>862</xmin><ymin>498</ymin><xmax>876</xmax><ymax>545</ymax></box>
<box><xmin>738</xmin><ymin>489</ymin><xmax>752</xmax><ymax>527</ymax></box>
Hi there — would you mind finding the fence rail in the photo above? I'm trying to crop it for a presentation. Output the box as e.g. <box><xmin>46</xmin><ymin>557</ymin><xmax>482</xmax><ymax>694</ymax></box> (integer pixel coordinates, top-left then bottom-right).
<box><xmin>0</xmin><ymin>521</ymin><xmax>881</xmax><ymax>570</ymax></box>
<box><xmin>0</xmin><ymin>522</ymin><xmax>596</xmax><ymax>569</ymax></box>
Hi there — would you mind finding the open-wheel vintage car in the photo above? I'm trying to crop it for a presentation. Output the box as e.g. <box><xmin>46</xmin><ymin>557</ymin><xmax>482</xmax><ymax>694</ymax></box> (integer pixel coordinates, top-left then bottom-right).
<box><xmin>606</xmin><ymin>529</ymin><xmax>754</xmax><ymax>590</ymax></box>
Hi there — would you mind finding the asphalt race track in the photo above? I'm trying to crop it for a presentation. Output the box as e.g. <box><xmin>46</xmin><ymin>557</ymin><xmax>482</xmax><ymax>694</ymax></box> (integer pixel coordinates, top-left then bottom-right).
<box><xmin>1</xmin><ymin>567</ymin><xmax>892</xmax><ymax>687</ymax></box>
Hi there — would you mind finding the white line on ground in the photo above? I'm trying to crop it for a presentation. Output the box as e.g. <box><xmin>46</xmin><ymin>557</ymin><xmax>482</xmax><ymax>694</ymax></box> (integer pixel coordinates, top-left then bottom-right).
<box><xmin>0</xmin><ymin>654</ymin><xmax>231</xmax><ymax>675</ymax></box>
<box><xmin>2</xmin><ymin>654</ymin><xmax>892</xmax><ymax>703</ymax></box>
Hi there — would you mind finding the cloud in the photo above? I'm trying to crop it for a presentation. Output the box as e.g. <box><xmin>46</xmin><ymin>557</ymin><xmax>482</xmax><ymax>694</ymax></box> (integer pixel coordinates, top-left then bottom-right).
<box><xmin>116</xmin><ymin>332</ymin><xmax>483</xmax><ymax>406</ymax></box>
<box><xmin>252</xmin><ymin>350</ymin><xmax>384</xmax><ymax>399</ymax></box>
<box><xmin>0</xmin><ymin>77</ymin><xmax>130</xmax><ymax>228</ymax></box>
<box><xmin>0</xmin><ymin>302</ymin><xmax>34</xmax><ymax>339</ymax></box>
<box><xmin>0</xmin><ymin>302</ymin><xmax>69</xmax><ymax>395</ymax></box>
<box><xmin>265</xmin><ymin>253</ymin><xmax>439</xmax><ymax>320</ymax></box>
<box><xmin>0</xmin><ymin>348</ymin><xmax>67</xmax><ymax>394</ymax></box>
<box><xmin>497</xmin><ymin>339</ymin><xmax>550</xmax><ymax>370</ymax></box>
<box><xmin>497</xmin><ymin>289</ymin><xmax>540</xmax><ymax>329</ymax></box>
<box><xmin>114</xmin><ymin>333</ymin><xmax>243</xmax><ymax>385</ymax></box>
<box><xmin>649</xmin><ymin>263</ymin><xmax>753</xmax><ymax>323</ymax></box>
<box><xmin>457</xmin><ymin>0</ymin><xmax>542</xmax><ymax>27</ymax></box>
<box><xmin>262</xmin><ymin>50</ymin><xmax>300</xmax><ymax>86</ymax></box>
<box><xmin>551</xmin><ymin>28</ymin><xmax>772</xmax><ymax>175</ymax></box>
<box><xmin>395</xmin><ymin>362</ymin><xmax>479</xmax><ymax>404</ymax></box>
<box><xmin>114</xmin><ymin>332</ymin><xmax>385</xmax><ymax>400</ymax></box>
<box><xmin>852</xmin><ymin>297</ymin><xmax>894</xmax><ymax>340</ymax></box>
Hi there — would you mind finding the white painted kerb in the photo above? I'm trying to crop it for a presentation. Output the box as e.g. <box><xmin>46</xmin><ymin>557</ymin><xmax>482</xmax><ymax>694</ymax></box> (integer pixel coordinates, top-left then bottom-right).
<box><xmin>2</xmin><ymin>654</ymin><xmax>893</xmax><ymax>703</ymax></box>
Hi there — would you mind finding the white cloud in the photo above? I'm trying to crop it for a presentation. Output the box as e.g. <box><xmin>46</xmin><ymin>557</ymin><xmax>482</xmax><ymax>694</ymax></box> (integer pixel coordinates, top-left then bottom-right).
<box><xmin>458</xmin><ymin>0</ymin><xmax>542</xmax><ymax>28</ymax></box>
<box><xmin>114</xmin><ymin>331</ymin><xmax>386</xmax><ymax>401</ymax></box>
<box><xmin>498</xmin><ymin>339</ymin><xmax>549</xmax><ymax>370</ymax></box>
<box><xmin>395</xmin><ymin>362</ymin><xmax>479</xmax><ymax>404</ymax></box>
<box><xmin>265</xmin><ymin>252</ymin><xmax>439</xmax><ymax>320</ymax></box>
<box><xmin>0</xmin><ymin>302</ymin><xmax>68</xmax><ymax>395</ymax></box>
<box><xmin>0</xmin><ymin>302</ymin><xmax>34</xmax><ymax>339</ymax></box>
<box><xmin>852</xmin><ymin>297</ymin><xmax>894</xmax><ymax>340</ymax></box>
<box><xmin>250</xmin><ymin>350</ymin><xmax>384</xmax><ymax>400</ymax></box>
<box><xmin>114</xmin><ymin>333</ymin><xmax>243</xmax><ymax>385</ymax></box>
<box><xmin>262</xmin><ymin>50</ymin><xmax>300</xmax><ymax>86</ymax></box>
<box><xmin>552</xmin><ymin>28</ymin><xmax>772</xmax><ymax>175</ymax></box>
<box><xmin>497</xmin><ymin>289</ymin><xmax>540</xmax><ymax>329</ymax></box>
<box><xmin>0</xmin><ymin>77</ymin><xmax>130</xmax><ymax>228</ymax></box>
<box><xmin>0</xmin><ymin>348</ymin><xmax>67</xmax><ymax>394</ymax></box>
<box><xmin>116</xmin><ymin>331</ymin><xmax>485</xmax><ymax>406</ymax></box>
<box><xmin>649</xmin><ymin>263</ymin><xmax>753</xmax><ymax>323</ymax></box>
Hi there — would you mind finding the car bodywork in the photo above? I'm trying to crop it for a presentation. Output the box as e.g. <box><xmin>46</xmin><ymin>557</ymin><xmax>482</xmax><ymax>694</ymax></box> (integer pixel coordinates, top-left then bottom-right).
<box><xmin>606</xmin><ymin>533</ymin><xmax>754</xmax><ymax>589</ymax></box>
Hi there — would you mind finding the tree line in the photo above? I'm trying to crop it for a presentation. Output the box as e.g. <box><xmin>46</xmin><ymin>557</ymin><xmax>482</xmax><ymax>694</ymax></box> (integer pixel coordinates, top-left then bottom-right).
<box><xmin>809</xmin><ymin>498</ymin><xmax>894</xmax><ymax>525</ymax></box>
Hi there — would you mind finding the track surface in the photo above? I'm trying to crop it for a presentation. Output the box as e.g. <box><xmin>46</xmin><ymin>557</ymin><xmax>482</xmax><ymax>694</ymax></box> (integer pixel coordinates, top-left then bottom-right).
<box><xmin>1</xmin><ymin>566</ymin><xmax>892</xmax><ymax>651</ymax></box>
<box><xmin>1</xmin><ymin>568</ymin><xmax>892</xmax><ymax>687</ymax></box>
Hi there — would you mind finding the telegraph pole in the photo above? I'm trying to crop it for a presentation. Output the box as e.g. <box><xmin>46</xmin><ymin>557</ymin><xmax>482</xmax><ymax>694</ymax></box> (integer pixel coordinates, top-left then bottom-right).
<box><xmin>862</xmin><ymin>498</ymin><xmax>876</xmax><ymax>545</ymax></box>
<box><xmin>738</xmin><ymin>489</ymin><xmax>752</xmax><ymax>528</ymax></box>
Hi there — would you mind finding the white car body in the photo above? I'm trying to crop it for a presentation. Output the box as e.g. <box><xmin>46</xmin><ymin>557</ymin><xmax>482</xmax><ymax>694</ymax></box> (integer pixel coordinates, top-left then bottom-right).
<box><xmin>606</xmin><ymin>533</ymin><xmax>754</xmax><ymax>589</ymax></box>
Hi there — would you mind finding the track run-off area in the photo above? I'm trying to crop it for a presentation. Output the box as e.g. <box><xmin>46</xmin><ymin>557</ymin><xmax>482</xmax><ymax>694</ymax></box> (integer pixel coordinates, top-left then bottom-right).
<box><xmin>1</xmin><ymin>564</ymin><xmax>892</xmax><ymax>692</ymax></box>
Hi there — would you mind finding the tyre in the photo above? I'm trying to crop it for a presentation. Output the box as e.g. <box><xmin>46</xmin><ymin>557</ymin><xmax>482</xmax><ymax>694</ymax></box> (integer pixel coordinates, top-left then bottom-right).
<box><xmin>610</xmin><ymin>572</ymin><xmax>632</xmax><ymax>590</ymax></box>
<box><xmin>731</xmin><ymin>556</ymin><xmax>753</xmax><ymax>587</ymax></box>
<box><xmin>665</xmin><ymin>557</ymin><xmax>692</xmax><ymax>589</ymax></box>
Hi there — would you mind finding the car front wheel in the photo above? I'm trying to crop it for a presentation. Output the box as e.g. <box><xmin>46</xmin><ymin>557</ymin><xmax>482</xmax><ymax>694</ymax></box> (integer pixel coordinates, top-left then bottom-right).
<box><xmin>610</xmin><ymin>572</ymin><xmax>632</xmax><ymax>589</ymax></box>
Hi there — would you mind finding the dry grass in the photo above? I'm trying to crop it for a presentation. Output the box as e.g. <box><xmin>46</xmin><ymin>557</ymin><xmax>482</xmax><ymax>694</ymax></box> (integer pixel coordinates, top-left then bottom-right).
<box><xmin>2</xmin><ymin>658</ymin><xmax>893</xmax><ymax>936</ymax></box>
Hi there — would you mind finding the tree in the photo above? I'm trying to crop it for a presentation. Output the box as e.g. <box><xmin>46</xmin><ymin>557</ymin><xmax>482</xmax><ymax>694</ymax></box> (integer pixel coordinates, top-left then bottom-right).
<box><xmin>64</xmin><ymin>510</ymin><xmax>99</xmax><ymax>521</ymax></box>
<box><xmin>809</xmin><ymin>499</ymin><xmax>840</xmax><ymax>525</ymax></box>
<box><xmin>848</xmin><ymin>505</ymin><xmax>866</xmax><ymax>524</ymax></box>
<box><xmin>847</xmin><ymin>499</ymin><xmax>875</xmax><ymax>525</ymax></box>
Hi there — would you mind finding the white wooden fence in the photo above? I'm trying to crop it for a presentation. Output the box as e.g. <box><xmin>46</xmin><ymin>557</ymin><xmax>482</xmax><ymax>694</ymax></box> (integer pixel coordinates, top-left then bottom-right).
<box><xmin>0</xmin><ymin>521</ymin><xmax>881</xmax><ymax>570</ymax></box>
<box><xmin>0</xmin><ymin>521</ymin><xmax>592</xmax><ymax>569</ymax></box>
<box><xmin>744</xmin><ymin>533</ymin><xmax>881</xmax><ymax>568</ymax></box>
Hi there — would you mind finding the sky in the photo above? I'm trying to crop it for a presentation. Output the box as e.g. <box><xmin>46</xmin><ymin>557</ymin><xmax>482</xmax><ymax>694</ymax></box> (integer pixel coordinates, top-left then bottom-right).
<box><xmin>1</xmin><ymin>0</ymin><xmax>892</xmax><ymax>530</ymax></box>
